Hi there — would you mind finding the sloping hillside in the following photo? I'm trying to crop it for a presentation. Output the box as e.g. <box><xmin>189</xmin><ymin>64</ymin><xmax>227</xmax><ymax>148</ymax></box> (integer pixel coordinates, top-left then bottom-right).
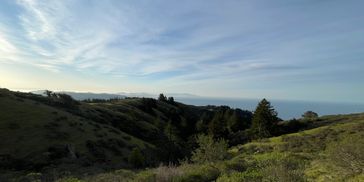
<box><xmin>0</xmin><ymin>89</ymin><xmax>152</xmax><ymax>170</ymax></box>
<box><xmin>0</xmin><ymin>88</ymin><xmax>253</xmax><ymax>180</ymax></box>
<box><xmin>1</xmin><ymin>88</ymin><xmax>363</xmax><ymax>181</ymax></box>
<box><xmin>70</xmin><ymin>113</ymin><xmax>364</xmax><ymax>182</ymax></box>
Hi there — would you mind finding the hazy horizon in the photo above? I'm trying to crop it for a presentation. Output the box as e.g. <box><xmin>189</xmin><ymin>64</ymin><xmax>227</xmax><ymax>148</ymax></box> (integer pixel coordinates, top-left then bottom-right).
<box><xmin>1</xmin><ymin>0</ymin><xmax>363</xmax><ymax>103</ymax></box>
<box><xmin>3</xmin><ymin>87</ymin><xmax>364</xmax><ymax>106</ymax></box>
<box><xmin>4</xmin><ymin>87</ymin><xmax>364</xmax><ymax>120</ymax></box>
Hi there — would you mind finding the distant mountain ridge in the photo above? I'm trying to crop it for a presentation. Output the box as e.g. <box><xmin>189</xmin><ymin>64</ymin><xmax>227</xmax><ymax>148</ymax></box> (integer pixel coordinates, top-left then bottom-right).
<box><xmin>30</xmin><ymin>90</ymin><xmax>364</xmax><ymax>120</ymax></box>
<box><xmin>31</xmin><ymin>90</ymin><xmax>200</xmax><ymax>101</ymax></box>
<box><xmin>31</xmin><ymin>90</ymin><xmax>126</xmax><ymax>100</ymax></box>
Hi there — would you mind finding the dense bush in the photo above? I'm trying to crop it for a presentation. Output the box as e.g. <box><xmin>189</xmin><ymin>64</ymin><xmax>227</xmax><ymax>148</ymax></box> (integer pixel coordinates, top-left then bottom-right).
<box><xmin>128</xmin><ymin>148</ymin><xmax>145</xmax><ymax>168</ymax></box>
<box><xmin>223</xmin><ymin>157</ymin><xmax>247</xmax><ymax>173</ymax></box>
<box><xmin>279</xmin><ymin>119</ymin><xmax>307</xmax><ymax>134</ymax></box>
<box><xmin>176</xmin><ymin>164</ymin><xmax>221</xmax><ymax>182</ymax></box>
<box><xmin>302</xmin><ymin>111</ymin><xmax>318</xmax><ymax>120</ymax></box>
<box><xmin>191</xmin><ymin>135</ymin><xmax>228</xmax><ymax>163</ymax></box>
<box><xmin>261</xmin><ymin>156</ymin><xmax>306</xmax><ymax>182</ymax></box>
<box><xmin>228</xmin><ymin>130</ymin><xmax>251</xmax><ymax>146</ymax></box>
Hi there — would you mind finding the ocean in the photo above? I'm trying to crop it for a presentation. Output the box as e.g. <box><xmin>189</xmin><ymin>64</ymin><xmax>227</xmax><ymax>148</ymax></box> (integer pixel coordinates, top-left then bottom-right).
<box><xmin>175</xmin><ymin>97</ymin><xmax>364</xmax><ymax>120</ymax></box>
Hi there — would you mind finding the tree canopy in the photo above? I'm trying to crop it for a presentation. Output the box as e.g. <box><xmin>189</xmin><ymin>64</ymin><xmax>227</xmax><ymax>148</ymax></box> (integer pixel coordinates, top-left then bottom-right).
<box><xmin>302</xmin><ymin>111</ymin><xmax>318</xmax><ymax>120</ymax></box>
<box><xmin>250</xmin><ymin>99</ymin><xmax>279</xmax><ymax>139</ymax></box>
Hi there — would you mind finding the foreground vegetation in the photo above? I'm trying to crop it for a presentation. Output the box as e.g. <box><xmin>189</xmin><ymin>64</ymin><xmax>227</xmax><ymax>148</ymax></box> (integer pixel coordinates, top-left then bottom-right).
<box><xmin>55</xmin><ymin>113</ymin><xmax>364</xmax><ymax>182</ymax></box>
<box><xmin>0</xmin><ymin>88</ymin><xmax>363</xmax><ymax>181</ymax></box>
<box><xmin>0</xmin><ymin>88</ymin><xmax>253</xmax><ymax>180</ymax></box>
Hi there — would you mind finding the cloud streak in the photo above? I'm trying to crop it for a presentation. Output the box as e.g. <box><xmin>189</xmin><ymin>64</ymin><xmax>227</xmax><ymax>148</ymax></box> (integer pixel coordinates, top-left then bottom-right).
<box><xmin>0</xmin><ymin>0</ymin><xmax>363</xmax><ymax>102</ymax></box>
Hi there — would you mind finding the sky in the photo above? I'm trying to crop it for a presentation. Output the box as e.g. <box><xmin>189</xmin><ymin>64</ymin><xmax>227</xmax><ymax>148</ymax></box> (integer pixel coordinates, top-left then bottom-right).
<box><xmin>0</xmin><ymin>0</ymin><xmax>363</xmax><ymax>103</ymax></box>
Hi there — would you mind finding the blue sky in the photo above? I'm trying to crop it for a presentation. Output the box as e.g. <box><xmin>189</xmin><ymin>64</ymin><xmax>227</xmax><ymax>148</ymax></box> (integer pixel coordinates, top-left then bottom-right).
<box><xmin>0</xmin><ymin>0</ymin><xmax>363</xmax><ymax>103</ymax></box>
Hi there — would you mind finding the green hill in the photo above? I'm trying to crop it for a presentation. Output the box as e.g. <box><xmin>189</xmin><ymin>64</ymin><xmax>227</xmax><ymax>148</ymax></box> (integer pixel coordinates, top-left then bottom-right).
<box><xmin>0</xmin><ymin>88</ymin><xmax>363</xmax><ymax>181</ymax></box>
<box><xmin>74</xmin><ymin>113</ymin><xmax>363</xmax><ymax>182</ymax></box>
<box><xmin>0</xmin><ymin>89</ymin><xmax>152</xmax><ymax>170</ymax></box>
<box><xmin>0</xmin><ymin>88</ymin><xmax>252</xmax><ymax>180</ymax></box>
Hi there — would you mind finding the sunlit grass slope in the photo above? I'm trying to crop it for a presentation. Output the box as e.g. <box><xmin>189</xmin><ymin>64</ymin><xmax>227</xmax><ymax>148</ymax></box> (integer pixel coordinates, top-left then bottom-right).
<box><xmin>74</xmin><ymin>113</ymin><xmax>364</xmax><ymax>182</ymax></box>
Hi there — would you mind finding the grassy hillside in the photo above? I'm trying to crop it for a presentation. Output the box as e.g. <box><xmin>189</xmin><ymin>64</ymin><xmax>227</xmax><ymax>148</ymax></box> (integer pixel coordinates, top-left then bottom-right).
<box><xmin>0</xmin><ymin>89</ymin><xmax>152</xmax><ymax>171</ymax></box>
<box><xmin>1</xmin><ymin>88</ymin><xmax>363</xmax><ymax>181</ymax></box>
<box><xmin>0</xmin><ymin>88</ymin><xmax>253</xmax><ymax>181</ymax></box>
<box><xmin>61</xmin><ymin>113</ymin><xmax>363</xmax><ymax>182</ymax></box>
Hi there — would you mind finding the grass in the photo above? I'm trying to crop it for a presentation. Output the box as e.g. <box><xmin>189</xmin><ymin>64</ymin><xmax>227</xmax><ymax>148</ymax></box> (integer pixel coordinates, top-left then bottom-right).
<box><xmin>69</xmin><ymin>112</ymin><xmax>363</xmax><ymax>182</ymax></box>
<box><xmin>0</xmin><ymin>89</ymin><xmax>153</xmax><ymax>178</ymax></box>
<box><xmin>0</xmin><ymin>88</ymin><xmax>212</xmax><ymax>180</ymax></box>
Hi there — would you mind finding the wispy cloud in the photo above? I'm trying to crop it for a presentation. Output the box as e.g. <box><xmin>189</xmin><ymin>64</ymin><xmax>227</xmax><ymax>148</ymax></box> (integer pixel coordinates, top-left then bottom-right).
<box><xmin>0</xmin><ymin>32</ymin><xmax>18</xmax><ymax>54</ymax></box>
<box><xmin>0</xmin><ymin>0</ymin><xmax>363</xmax><ymax>102</ymax></box>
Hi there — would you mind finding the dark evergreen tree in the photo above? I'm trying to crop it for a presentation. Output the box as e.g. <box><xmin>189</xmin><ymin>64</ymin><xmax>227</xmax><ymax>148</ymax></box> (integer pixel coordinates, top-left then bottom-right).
<box><xmin>167</xmin><ymin>96</ymin><xmax>175</xmax><ymax>104</ymax></box>
<box><xmin>208</xmin><ymin>113</ymin><xmax>228</xmax><ymax>139</ymax></box>
<box><xmin>163</xmin><ymin>120</ymin><xmax>182</xmax><ymax>162</ymax></box>
<box><xmin>158</xmin><ymin>93</ymin><xmax>167</xmax><ymax>102</ymax></box>
<box><xmin>250</xmin><ymin>99</ymin><xmax>279</xmax><ymax>138</ymax></box>
<box><xmin>230</xmin><ymin>109</ymin><xmax>253</xmax><ymax>131</ymax></box>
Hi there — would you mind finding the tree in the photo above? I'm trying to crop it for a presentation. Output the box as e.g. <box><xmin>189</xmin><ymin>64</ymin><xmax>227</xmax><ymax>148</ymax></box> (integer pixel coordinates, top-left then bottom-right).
<box><xmin>167</xmin><ymin>97</ymin><xmax>175</xmax><ymax>104</ymax></box>
<box><xmin>164</xmin><ymin>120</ymin><xmax>179</xmax><ymax>142</ymax></box>
<box><xmin>250</xmin><ymin>99</ymin><xmax>279</xmax><ymax>139</ymax></box>
<box><xmin>44</xmin><ymin>90</ymin><xmax>52</xmax><ymax>97</ymax></box>
<box><xmin>163</xmin><ymin>121</ymin><xmax>181</xmax><ymax>162</ymax></box>
<box><xmin>158</xmin><ymin>93</ymin><xmax>167</xmax><ymax>102</ymax></box>
<box><xmin>227</xmin><ymin>109</ymin><xmax>253</xmax><ymax>133</ymax></box>
<box><xmin>191</xmin><ymin>134</ymin><xmax>228</xmax><ymax>163</ymax></box>
<box><xmin>57</xmin><ymin>93</ymin><xmax>78</xmax><ymax>107</ymax></box>
<box><xmin>302</xmin><ymin>111</ymin><xmax>318</xmax><ymax>120</ymax></box>
<box><xmin>128</xmin><ymin>147</ymin><xmax>144</xmax><ymax>168</ymax></box>
<box><xmin>208</xmin><ymin>112</ymin><xmax>228</xmax><ymax>139</ymax></box>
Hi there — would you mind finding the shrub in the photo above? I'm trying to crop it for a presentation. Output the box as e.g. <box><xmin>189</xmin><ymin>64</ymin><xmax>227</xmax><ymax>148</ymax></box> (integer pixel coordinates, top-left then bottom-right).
<box><xmin>86</xmin><ymin>140</ymin><xmax>106</xmax><ymax>160</ymax></box>
<box><xmin>158</xmin><ymin>93</ymin><xmax>167</xmax><ymax>102</ymax></box>
<box><xmin>133</xmin><ymin>170</ymin><xmax>155</xmax><ymax>182</ymax></box>
<box><xmin>224</xmin><ymin>157</ymin><xmax>247</xmax><ymax>172</ymax></box>
<box><xmin>302</xmin><ymin>111</ymin><xmax>318</xmax><ymax>120</ymax></box>
<box><xmin>55</xmin><ymin>177</ymin><xmax>83</xmax><ymax>182</ymax></box>
<box><xmin>217</xmin><ymin>170</ymin><xmax>262</xmax><ymax>182</ymax></box>
<box><xmin>279</xmin><ymin>119</ymin><xmax>307</xmax><ymax>134</ymax></box>
<box><xmin>123</xmin><ymin>136</ymin><xmax>132</xmax><ymax>141</ymax></box>
<box><xmin>155</xmin><ymin>164</ymin><xmax>184</xmax><ymax>182</ymax></box>
<box><xmin>23</xmin><ymin>172</ymin><xmax>42</xmax><ymax>182</ymax></box>
<box><xmin>260</xmin><ymin>154</ymin><xmax>306</xmax><ymax>182</ymax></box>
<box><xmin>326</xmin><ymin>134</ymin><xmax>364</xmax><ymax>176</ymax></box>
<box><xmin>176</xmin><ymin>164</ymin><xmax>221</xmax><ymax>182</ymax></box>
<box><xmin>262</xmin><ymin>160</ymin><xmax>305</xmax><ymax>182</ymax></box>
<box><xmin>86</xmin><ymin>170</ymin><xmax>135</xmax><ymax>182</ymax></box>
<box><xmin>280</xmin><ymin>130</ymin><xmax>336</xmax><ymax>153</ymax></box>
<box><xmin>228</xmin><ymin>130</ymin><xmax>250</xmax><ymax>146</ymax></box>
<box><xmin>191</xmin><ymin>134</ymin><xmax>228</xmax><ymax>164</ymax></box>
<box><xmin>243</xmin><ymin>144</ymin><xmax>273</xmax><ymax>154</ymax></box>
<box><xmin>128</xmin><ymin>148</ymin><xmax>145</xmax><ymax>168</ymax></box>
